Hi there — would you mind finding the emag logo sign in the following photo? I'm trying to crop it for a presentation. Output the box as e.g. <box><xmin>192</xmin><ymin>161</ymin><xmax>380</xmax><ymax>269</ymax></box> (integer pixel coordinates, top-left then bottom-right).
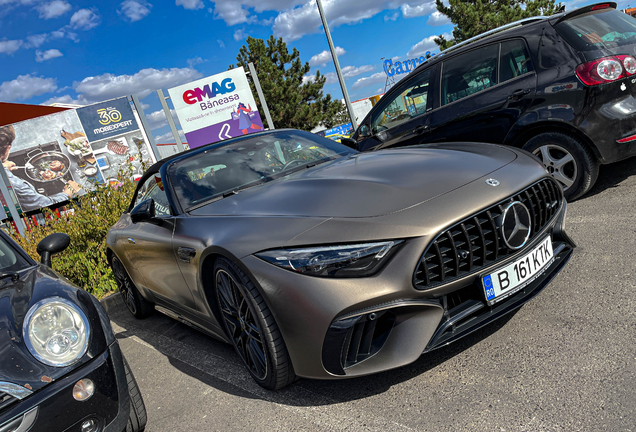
<box><xmin>183</xmin><ymin>78</ymin><xmax>237</xmax><ymax>106</ymax></box>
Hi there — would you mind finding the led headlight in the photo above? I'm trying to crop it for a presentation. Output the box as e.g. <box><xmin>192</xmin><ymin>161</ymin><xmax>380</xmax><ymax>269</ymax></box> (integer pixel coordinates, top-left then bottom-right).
<box><xmin>256</xmin><ymin>240</ymin><xmax>403</xmax><ymax>277</ymax></box>
<box><xmin>23</xmin><ymin>297</ymin><xmax>90</xmax><ymax>367</ymax></box>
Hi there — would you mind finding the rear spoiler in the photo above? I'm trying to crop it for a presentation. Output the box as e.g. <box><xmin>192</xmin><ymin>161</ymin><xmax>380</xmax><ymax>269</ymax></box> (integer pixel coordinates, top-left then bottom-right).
<box><xmin>551</xmin><ymin>2</ymin><xmax>617</xmax><ymax>24</ymax></box>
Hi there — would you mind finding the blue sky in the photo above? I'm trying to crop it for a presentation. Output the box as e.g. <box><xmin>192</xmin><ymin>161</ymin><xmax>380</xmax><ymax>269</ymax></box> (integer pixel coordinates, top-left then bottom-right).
<box><xmin>0</xmin><ymin>0</ymin><xmax>627</xmax><ymax>143</ymax></box>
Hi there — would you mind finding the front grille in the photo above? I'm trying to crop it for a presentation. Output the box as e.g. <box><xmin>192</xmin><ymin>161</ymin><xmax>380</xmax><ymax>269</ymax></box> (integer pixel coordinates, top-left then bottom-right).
<box><xmin>413</xmin><ymin>178</ymin><xmax>561</xmax><ymax>289</ymax></box>
<box><xmin>0</xmin><ymin>391</ymin><xmax>18</xmax><ymax>414</ymax></box>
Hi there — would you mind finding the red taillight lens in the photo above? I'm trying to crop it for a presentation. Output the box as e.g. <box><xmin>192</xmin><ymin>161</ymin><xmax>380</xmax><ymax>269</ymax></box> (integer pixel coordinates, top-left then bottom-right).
<box><xmin>576</xmin><ymin>56</ymin><xmax>631</xmax><ymax>86</ymax></box>
<box><xmin>591</xmin><ymin>4</ymin><xmax>610</xmax><ymax>10</ymax></box>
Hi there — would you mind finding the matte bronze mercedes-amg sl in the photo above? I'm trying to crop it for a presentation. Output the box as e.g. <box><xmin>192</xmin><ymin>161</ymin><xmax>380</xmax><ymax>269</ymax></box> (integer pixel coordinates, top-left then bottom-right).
<box><xmin>106</xmin><ymin>129</ymin><xmax>575</xmax><ymax>389</ymax></box>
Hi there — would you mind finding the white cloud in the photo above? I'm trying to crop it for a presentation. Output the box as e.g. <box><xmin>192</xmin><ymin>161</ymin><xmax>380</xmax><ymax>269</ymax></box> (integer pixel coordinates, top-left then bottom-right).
<box><xmin>401</xmin><ymin>1</ymin><xmax>436</xmax><ymax>18</ymax></box>
<box><xmin>406</xmin><ymin>33</ymin><xmax>449</xmax><ymax>57</ymax></box>
<box><xmin>308</xmin><ymin>46</ymin><xmax>345</xmax><ymax>67</ymax></box>
<box><xmin>25</xmin><ymin>28</ymin><xmax>76</xmax><ymax>48</ymax></box>
<box><xmin>213</xmin><ymin>1</ymin><xmax>255</xmax><ymax>26</ymax></box>
<box><xmin>42</xmin><ymin>94</ymin><xmax>87</xmax><ymax>105</ymax></box>
<box><xmin>233</xmin><ymin>28</ymin><xmax>247</xmax><ymax>41</ymax></box>
<box><xmin>145</xmin><ymin>109</ymin><xmax>178</xmax><ymax>130</ymax></box>
<box><xmin>36</xmin><ymin>1</ymin><xmax>71</xmax><ymax>19</ymax></box>
<box><xmin>341</xmin><ymin>64</ymin><xmax>375</xmax><ymax>78</ymax></box>
<box><xmin>73</xmin><ymin>67</ymin><xmax>203</xmax><ymax>102</ymax></box>
<box><xmin>0</xmin><ymin>39</ymin><xmax>23</xmax><ymax>54</ymax></box>
<box><xmin>426</xmin><ymin>10</ymin><xmax>450</xmax><ymax>26</ymax></box>
<box><xmin>217</xmin><ymin>39</ymin><xmax>225</xmax><ymax>48</ymax></box>
<box><xmin>352</xmin><ymin>72</ymin><xmax>386</xmax><ymax>89</ymax></box>
<box><xmin>119</xmin><ymin>0</ymin><xmax>152</xmax><ymax>22</ymax></box>
<box><xmin>176</xmin><ymin>0</ymin><xmax>203</xmax><ymax>10</ymax></box>
<box><xmin>323</xmin><ymin>73</ymin><xmax>338</xmax><ymax>84</ymax></box>
<box><xmin>302</xmin><ymin>74</ymin><xmax>315</xmax><ymax>85</ymax></box>
<box><xmin>35</xmin><ymin>48</ymin><xmax>63</xmax><ymax>62</ymax></box>
<box><xmin>384</xmin><ymin>11</ymin><xmax>398</xmax><ymax>21</ymax></box>
<box><xmin>187</xmin><ymin>56</ymin><xmax>206</xmax><ymax>68</ymax></box>
<box><xmin>155</xmin><ymin>129</ymin><xmax>185</xmax><ymax>144</ymax></box>
<box><xmin>70</xmin><ymin>8</ymin><xmax>100</xmax><ymax>30</ymax></box>
<box><xmin>0</xmin><ymin>74</ymin><xmax>57</xmax><ymax>102</ymax></box>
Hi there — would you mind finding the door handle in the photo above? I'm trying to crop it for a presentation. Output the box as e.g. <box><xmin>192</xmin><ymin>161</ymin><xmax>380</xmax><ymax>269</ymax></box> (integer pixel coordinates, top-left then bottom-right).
<box><xmin>177</xmin><ymin>247</ymin><xmax>196</xmax><ymax>263</ymax></box>
<box><xmin>413</xmin><ymin>125</ymin><xmax>429</xmax><ymax>135</ymax></box>
<box><xmin>508</xmin><ymin>89</ymin><xmax>531</xmax><ymax>100</ymax></box>
<box><xmin>127</xmin><ymin>238</ymin><xmax>136</xmax><ymax>244</ymax></box>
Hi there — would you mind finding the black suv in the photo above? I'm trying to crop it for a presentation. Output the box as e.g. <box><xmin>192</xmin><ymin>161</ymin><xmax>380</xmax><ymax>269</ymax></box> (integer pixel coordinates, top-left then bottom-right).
<box><xmin>349</xmin><ymin>2</ymin><xmax>636</xmax><ymax>200</ymax></box>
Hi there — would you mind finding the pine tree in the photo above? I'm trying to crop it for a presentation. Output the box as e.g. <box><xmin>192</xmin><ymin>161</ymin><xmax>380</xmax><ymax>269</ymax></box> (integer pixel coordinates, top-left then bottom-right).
<box><xmin>434</xmin><ymin>0</ymin><xmax>563</xmax><ymax>50</ymax></box>
<box><xmin>231</xmin><ymin>36</ymin><xmax>348</xmax><ymax>131</ymax></box>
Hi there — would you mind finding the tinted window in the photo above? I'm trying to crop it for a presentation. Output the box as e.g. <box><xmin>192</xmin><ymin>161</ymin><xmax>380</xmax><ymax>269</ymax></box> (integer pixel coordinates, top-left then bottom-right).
<box><xmin>0</xmin><ymin>236</ymin><xmax>31</xmax><ymax>272</ymax></box>
<box><xmin>500</xmin><ymin>40</ymin><xmax>534</xmax><ymax>82</ymax></box>
<box><xmin>168</xmin><ymin>131</ymin><xmax>354</xmax><ymax>211</ymax></box>
<box><xmin>370</xmin><ymin>69</ymin><xmax>431</xmax><ymax>134</ymax></box>
<box><xmin>134</xmin><ymin>175</ymin><xmax>171</xmax><ymax>216</ymax></box>
<box><xmin>442</xmin><ymin>44</ymin><xmax>499</xmax><ymax>105</ymax></box>
<box><xmin>555</xmin><ymin>9</ymin><xmax>636</xmax><ymax>51</ymax></box>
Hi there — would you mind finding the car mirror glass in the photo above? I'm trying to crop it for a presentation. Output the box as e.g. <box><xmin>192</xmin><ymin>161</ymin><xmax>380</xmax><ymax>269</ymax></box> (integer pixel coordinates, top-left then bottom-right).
<box><xmin>359</xmin><ymin>125</ymin><xmax>371</xmax><ymax>138</ymax></box>
<box><xmin>37</xmin><ymin>233</ymin><xmax>70</xmax><ymax>267</ymax></box>
<box><xmin>130</xmin><ymin>199</ymin><xmax>156</xmax><ymax>224</ymax></box>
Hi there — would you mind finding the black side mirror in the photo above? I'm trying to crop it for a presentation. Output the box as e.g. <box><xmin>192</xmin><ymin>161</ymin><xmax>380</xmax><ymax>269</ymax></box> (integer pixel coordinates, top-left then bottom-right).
<box><xmin>359</xmin><ymin>124</ymin><xmax>371</xmax><ymax>138</ymax></box>
<box><xmin>37</xmin><ymin>233</ymin><xmax>70</xmax><ymax>268</ymax></box>
<box><xmin>130</xmin><ymin>199</ymin><xmax>156</xmax><ymax>223</ymax></box>
<box><xmin>340</xmin><ymin>137</ymin><xmax>359</xmax><ymax>151</ymax></box>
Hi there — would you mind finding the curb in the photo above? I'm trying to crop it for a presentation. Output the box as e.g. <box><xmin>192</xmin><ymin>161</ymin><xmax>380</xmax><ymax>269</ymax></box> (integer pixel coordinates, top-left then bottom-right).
<box><xmin>100</xmin><ymin>292</ymin><xmax>123</xmax><ymax>314</ymax></box>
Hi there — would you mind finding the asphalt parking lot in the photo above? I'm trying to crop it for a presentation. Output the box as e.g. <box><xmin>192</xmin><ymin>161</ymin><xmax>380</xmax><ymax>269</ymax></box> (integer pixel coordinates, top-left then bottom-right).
<box><xmin>104</xmin><ymin>157</ymin><xmax>636</xmax><ymax>432</ymax></box>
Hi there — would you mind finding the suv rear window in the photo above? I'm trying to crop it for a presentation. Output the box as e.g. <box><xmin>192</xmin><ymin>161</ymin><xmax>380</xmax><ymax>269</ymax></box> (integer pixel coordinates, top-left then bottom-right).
<box><xmin>555</xmin><ymin>9</ymin><xmax>636</xmax><ymax>51</ymax></box>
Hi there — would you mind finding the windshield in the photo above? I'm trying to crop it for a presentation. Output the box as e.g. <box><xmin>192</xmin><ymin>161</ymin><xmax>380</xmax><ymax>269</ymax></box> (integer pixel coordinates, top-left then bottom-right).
<box><xmin>0</xmin><ymin>236</ymin><xmax>31</xmax><ymax>273</ymax></box>
<box><xmin>168</xmin><ymin>130</ymin><xmax>355</xmax><ymax>211</ymax></box>
<box><xmin>555</xmin><ymin>9</ymin><xmax>636</xmax><ymax>52</ymax></box>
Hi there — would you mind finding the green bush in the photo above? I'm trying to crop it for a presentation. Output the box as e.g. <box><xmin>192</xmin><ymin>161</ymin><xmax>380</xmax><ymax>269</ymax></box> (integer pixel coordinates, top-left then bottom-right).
<box><xmin>13</xmin><ymin>171</ymin><xmax>137</xmax><ymax>299</ymax></box>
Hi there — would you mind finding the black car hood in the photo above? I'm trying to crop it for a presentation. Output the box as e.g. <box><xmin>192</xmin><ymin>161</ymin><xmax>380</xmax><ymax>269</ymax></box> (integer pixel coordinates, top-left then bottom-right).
<box><xmin>189</xmin><ymin>143</ymin><xmax>517</xmax><ymax>218</ymax></box>
<box><xmin>0</xmin><ymin>266</ymin><xmax>105</xmax><ymax>393</ymax></box>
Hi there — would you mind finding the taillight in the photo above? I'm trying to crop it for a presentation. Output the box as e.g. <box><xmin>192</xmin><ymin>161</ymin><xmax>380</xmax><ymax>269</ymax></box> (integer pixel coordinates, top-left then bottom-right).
<box><xmin>576</xmin><ymin>55</ymin><xmax>636</xmax><ymax>86</ymax></box>
<box><xmin>591</xmin><ymin>4</ymin><xmax>610</xmax><ymax>10</ymax></box>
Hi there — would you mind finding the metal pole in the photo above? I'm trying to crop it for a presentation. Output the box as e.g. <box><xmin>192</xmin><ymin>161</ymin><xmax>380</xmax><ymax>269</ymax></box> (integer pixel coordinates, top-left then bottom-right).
<box><xmin>0</xmin><ymin>169</ymin><xmax>25</xmax><ymax>236</ymax></box>
<box><xmin>157</xmin><ymin>89</ymin><xmax>186</xmax><ymax>153</ymax></box>
<box><xmin>316</xmin><ymin>0</ymin><xmax>357</xmax><ymax>130</ymax></box>
<box><xmin>131</xmin><ymin>94</ymin><xmax>161</xmax><ymax>161</ymax></box>
<box><xmin>247</xmin><ymin>62</ymin><xmax>275</xmax><ymax>130</ymax></box>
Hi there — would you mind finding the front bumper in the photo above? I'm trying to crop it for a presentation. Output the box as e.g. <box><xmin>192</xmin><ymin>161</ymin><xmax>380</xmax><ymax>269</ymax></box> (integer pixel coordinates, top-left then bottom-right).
<box><xmin>242</xmin><ymin>202</ymin><xmax>574</xmax><ymax>380</ymax></box>
<box><xmin>0</xmin><ymin>342</ymin><xmax>129</xmax><ymax>432</ymax></box>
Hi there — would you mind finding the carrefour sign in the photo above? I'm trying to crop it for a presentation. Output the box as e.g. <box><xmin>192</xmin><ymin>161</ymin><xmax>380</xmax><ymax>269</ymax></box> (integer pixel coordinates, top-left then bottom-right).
<box><xmin>383</xmin><ymin>52</ymin><xmax>433</xmax><ymax>77</ymax></box>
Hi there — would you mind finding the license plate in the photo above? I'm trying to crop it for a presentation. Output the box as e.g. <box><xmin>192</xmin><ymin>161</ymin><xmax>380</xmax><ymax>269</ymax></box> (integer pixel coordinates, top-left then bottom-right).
<box><xmin>482</xmin><ymin>236</ymin><xmax>554</xmax><ymax>305</ymax></box>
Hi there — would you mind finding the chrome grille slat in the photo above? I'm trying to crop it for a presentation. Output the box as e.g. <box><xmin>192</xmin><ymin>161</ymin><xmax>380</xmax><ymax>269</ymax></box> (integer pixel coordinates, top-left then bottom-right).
<box><xmin>413</xmin><ymin>178</ymin><xmax>562</xmax><ymax>290</ymax></box>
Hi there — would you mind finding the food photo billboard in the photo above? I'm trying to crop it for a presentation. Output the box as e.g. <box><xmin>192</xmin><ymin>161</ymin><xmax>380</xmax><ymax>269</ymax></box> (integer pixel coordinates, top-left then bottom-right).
<box><xmin>0</xmin><ymin>110</ymin><xmax>105</xmax><ymax>213</ymax></box>
<box><xmin>168</xmin><ymin>67</ymin><xmax>264</xmax><ymax>149</ymax></box>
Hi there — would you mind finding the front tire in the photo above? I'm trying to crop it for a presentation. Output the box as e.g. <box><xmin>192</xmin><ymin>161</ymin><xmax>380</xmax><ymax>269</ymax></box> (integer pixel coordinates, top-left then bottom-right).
<box><xmin>111</xmin><ymin>255</ymin><xmax>154</xmax><ymax>319</ymax></box>
<box><xmin>214</xmin><ymin>257</ymin><xmax>296</xmax><ymax>390</ymax></box>
<box><xmin>523</xmin><ymin>132</ymin><xmax>599</xmax><ymax>201</ymax></box>
<box><xmin>123</xmin><ymin>357</ymin><xmax>147</xmax><ymax>432</ymax></box>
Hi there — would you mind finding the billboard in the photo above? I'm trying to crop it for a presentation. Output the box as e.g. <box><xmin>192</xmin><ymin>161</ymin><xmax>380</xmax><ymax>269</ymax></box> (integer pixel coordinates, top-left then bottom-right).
<box><xmin>76</xmin><ymin>97</ymin><xmax>139</xmax><ymax>142</ymax></box>
<box><xmin>168</xmin><ymin>67</ymin><xmax>264</xmax><ymax>149</ymax></box>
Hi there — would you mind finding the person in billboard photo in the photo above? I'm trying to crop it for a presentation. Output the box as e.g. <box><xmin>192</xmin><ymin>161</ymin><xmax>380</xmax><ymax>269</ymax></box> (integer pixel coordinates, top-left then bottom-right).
<box><xmin>234</xmin><ymin>102</ymin><xmax>263</xmax><ymax>134</ymax></box>
<box><xmin>0</xmin><ymin>125</ymin><xmax>81</xmax><ymax>212</ymax></box>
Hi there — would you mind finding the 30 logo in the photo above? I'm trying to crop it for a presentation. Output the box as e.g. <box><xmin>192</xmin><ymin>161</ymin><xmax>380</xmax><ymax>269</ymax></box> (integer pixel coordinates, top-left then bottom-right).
<box><xmin>97</xmin><ymin>107</ymin><xmax>123</xmax><ymax>125</ymax></box>
<box><xmin>182</xmin><ymin>78</ymin><xmax>236</xmax><ymax>105</ymax></box>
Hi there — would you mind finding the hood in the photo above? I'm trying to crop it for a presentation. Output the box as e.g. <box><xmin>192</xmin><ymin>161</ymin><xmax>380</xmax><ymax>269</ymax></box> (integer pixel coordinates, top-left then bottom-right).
<box><xmin>0</xmin><ymin>266</ymin><xmax>104</xmax><ymax>393</ymax></box>
<box><xmin>189</xmin><ymin>143</ymin><xmax>517</xmax><ymax>218</ymax></box>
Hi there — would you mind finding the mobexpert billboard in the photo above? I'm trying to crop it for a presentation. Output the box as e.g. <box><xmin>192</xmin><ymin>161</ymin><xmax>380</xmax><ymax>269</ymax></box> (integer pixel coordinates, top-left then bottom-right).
<box><xmin>167</xmin><ymin>67</ymin><xmax>264</xmax><ymax>149</ymax></box>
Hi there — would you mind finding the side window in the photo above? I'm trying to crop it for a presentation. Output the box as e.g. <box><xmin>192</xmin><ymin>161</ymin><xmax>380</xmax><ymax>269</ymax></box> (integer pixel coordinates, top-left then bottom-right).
<box><xmin>371</xmin><ymin>69</ymin><xmax>431</xmax><ymax>134</ymax></box>
<box><xmin>442</xmin><ymin>44</ymin><xmax>499</xmax><ymax>105</ymax></box>
<box><xmin>134</xmin><ymin>175</ymin><xmax>171</xmax><ymax>216</ymax></box>
<box><xmin>500</xmin><ymin>40</ymin><xmax>534</xmax><ymax>82</ymax></box>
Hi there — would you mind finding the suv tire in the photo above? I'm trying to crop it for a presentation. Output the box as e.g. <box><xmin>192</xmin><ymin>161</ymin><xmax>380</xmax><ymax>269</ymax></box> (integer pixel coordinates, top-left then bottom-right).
<box><xmin>523</xmin><ymin>132</ymin><xmax>599</xmax><ymax>201</ymax></box>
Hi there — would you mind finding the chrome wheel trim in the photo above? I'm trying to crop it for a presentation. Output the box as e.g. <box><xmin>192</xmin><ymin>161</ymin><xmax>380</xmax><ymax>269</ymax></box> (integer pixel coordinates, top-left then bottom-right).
<box><xmin>532</xmin><ymin>144</ymin><xmax>577</xmax><ymax>191</ymax></box>
<box><xmin>112</xmin><ymin>258</ymin><xmax>137</xmax><ymax>315</ymax></box>
<box><xmin>216</xmin><ymin>269</ymin><xmax>267</xmax><ymax>380</ymax></box>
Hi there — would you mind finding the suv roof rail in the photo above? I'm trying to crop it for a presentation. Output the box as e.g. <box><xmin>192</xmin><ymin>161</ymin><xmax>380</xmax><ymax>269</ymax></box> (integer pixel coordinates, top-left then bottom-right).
<box><xmin>422</xmin><ymin>15</ymin><xmax>550</xmax><ymax>65</ymax></box>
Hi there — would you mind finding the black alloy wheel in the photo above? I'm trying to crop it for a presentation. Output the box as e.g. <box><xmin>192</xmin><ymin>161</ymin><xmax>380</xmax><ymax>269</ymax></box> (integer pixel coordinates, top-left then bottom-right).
<box><xmin>214</xmin><ymin>257</ymin><xmax>296</xmax><ymax>390</ymax></box>
<box><xmin>111</xmin><ymin>255</ymin><xmax>154</xmax><ymax>319</ymax></box>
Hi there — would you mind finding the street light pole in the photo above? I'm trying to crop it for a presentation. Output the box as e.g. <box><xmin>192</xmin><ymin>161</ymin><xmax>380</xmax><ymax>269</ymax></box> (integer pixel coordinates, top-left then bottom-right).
<box><xmin>315</xmin><ymin>0</ymin><xmax>357</xmax><ymax>130</ymax></box>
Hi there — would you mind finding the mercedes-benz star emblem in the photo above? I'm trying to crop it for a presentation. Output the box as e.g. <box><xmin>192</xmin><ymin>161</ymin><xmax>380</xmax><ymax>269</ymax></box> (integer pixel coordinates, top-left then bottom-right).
<box><xmin>485</xmin><ymin>178</ymin><xmax>500</xmax><ymax>187</ymax></box>
<box><xmin>501</xmin><ymin>201</ymin><xmax>532</xmax><ymax>250</ymax></box>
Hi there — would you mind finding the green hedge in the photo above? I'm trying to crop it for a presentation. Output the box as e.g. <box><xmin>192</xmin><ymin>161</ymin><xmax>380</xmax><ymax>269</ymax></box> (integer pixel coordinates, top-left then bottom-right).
<box><xmin>13</xmin><ymin>172</ymin><xmax>137</xmax><ymax>299</ymax></box>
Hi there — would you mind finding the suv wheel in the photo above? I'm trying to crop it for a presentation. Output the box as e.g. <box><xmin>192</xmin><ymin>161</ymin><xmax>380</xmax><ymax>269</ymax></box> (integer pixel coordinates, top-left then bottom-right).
<box><xmin>523</xmin><ymin>132</ymin><xmax>599</xmax><ymax>201</ymax></box>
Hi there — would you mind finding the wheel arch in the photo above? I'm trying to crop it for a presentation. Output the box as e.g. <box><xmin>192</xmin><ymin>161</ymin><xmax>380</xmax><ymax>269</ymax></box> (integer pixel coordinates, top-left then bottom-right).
<box><xmin>505</xmin><ymin>121</ymin><xmax>602</xmax><ymax>163</ymax></box>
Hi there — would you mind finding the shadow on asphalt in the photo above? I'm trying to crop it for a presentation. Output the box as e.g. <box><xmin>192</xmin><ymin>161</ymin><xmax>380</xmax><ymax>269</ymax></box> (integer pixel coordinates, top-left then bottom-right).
<box><xmin>576</xmin><ymin>156</ymin><xmax>636</xmax><ymax>200</ymax></box>
<box><xmin>108</xmin><ymin>294</ymin><xmax>518</xmax><ymax>406</ymax></box>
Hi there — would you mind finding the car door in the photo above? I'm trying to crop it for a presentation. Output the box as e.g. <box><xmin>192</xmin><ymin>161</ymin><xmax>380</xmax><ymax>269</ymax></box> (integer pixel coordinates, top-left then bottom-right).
<box><xmin>122</xmin><ymin>174</ymin><xmax>196</xmax><ymax>309</ymax></box>
<box><xmin>427</xmin><ymin>39</ymin><xmax>536</xmax><ymax>144</ymax></box>
<box><xmin>356</xmin><ymin>65</ymin><xmax>437</xmax><ymax>151</ymax></box>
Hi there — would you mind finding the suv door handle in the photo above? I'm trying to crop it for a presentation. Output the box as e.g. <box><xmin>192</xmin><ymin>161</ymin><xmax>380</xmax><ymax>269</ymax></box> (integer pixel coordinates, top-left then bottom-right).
<box><xmin>127</xmin><ymin>238</ymin><xmax>136</xmax><ymax>244</ymax></box>
<box><xmin>508</xmin><ymin>89</ymin><xmax>531</xmax><ymax>100</ymax></box>
<box><xmin>413</xmin><ymin>125</ymin><xmax>429</xmax><ymax>135</ymax></box>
